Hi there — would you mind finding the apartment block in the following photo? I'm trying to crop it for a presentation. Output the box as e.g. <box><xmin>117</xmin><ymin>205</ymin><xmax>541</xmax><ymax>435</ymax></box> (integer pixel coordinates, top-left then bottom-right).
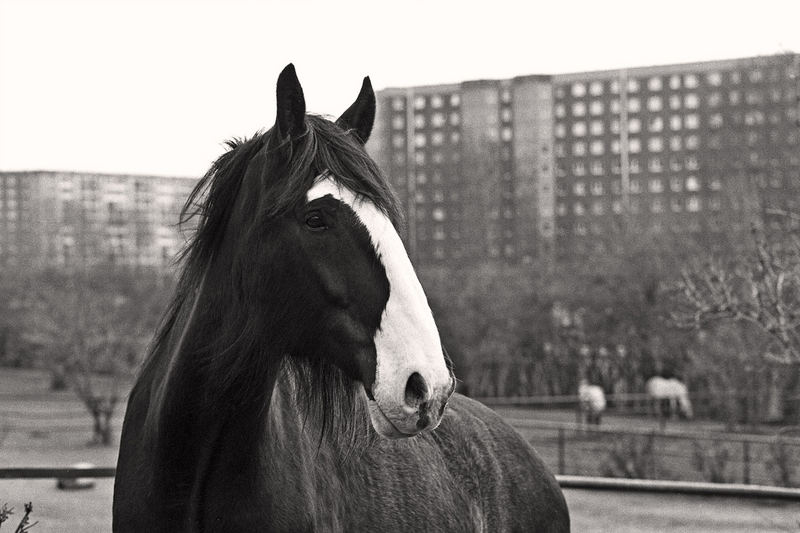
<box><xmin>0</xmin><ymin>171</ymin><xmax>197</xmax><ymax>269</ymax></box>
<box><xmin>369</xmin><ymin>54</ymin><xmax>800</xmax><ymax>264</ymax></box>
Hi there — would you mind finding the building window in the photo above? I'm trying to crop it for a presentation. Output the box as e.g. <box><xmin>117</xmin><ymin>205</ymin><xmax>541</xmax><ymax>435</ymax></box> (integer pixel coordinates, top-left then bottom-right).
<box><xmin>684</xmin><ymin>74</ymin><xmax>699</xmax><ymax>88</ymax></box>
<box><xmin>589</xmin><ymin>81</ymin><xmax>604</xmax><ymax>96</ymax></box>
<box><xmin>449</xmin><ymin>112</ymin><xmax>461</xmax><ymax>126</ymax></box>
<box><xmin>573</xmin><ymin>142</ymin><xmax>587</xmax><ymax>156</ymax></box>
<box><xmin>648</xmin><ymin>157</ymin><xmax>663</xmax><ymax>172</ymax></box>
<box><xmin>709</xmin><ymin>113</ymin><xmax>723</xmax><ymax>129</ymax></box>
<box><xmin>432</xmin><ymin>207</ymin><xmax>445</xmax><ymax>221</ymax></box>
<box><xmin>555</xmin><ymin>123</ymin><xmax>566</xmax><ymax>138</ymax></box>
<box><xmin>669</xmin><ymin>94</ymin><xmax>681</xmax><ymax>110</ymax></box>
<box><xmin>648</xmin><ymin>137</ymin><xmax>664</xmax><ymax>152</ymax></box>
<box><xmin>415</xmin><ymin>114</ymin><xmax>426</xmax><ymax>128</ymax></box>
<box><xmin>669</xmin><ymin>74</ymin><xmax>681</xmax><ymax>90</ymax></box>
<box><xmin>392</xmin><ymin>97</ymin><xmax>405</xmax><ymax>111</ymax></box>
<box><xmin>729</xmin><ymin>90</ymin><xmax>741</xmax><ymax>105</ymax></box>
<box><xmin>684</xmin><ymin>93</ymin><xmax>699</xmax><ymax>109</ymax></box>
<box><xmin>431</xmin><ymin>112</ymin><xmax>446</xmax><ymax>128</ymax></box>
<box><xmin>590</xmin><ymin>120</ymin><xmax>604</xmax><ymax>136</ymax></box>
<box><xmin>610</xmin><ymin>79</ymin><xmax>620</xmax><ymax>94</ymax></box>
<box><xmin>431</xmin><ymin>132</ymin><xmax>444</xmax><ymax>146</ymax></box>
<box><xmin>414</xmin><ymin>95</ymin><xmax>426</xmax><ymax>110</ymax></box>
<box><xmin>414</xmin><ymin>133</ymin><xmax>427</xmax><ymax>147</ymax></box>
<box><xmin>573</xmin><ymin>161</ymin><xmax>586</xmax><ymax>175</ymax></box>
<box><xmin>612</xmin><ymin>200</ymin><xmax>623</xmax><ymax>213</ymax></box>
<box><xmin>648</xmin><ymin>178</ymin><xmax>664</xmax><ymax>193</ymax></box>
<box><xmin>670</xmin><ymin>135</ymin><xmax>682</xmax><ymax>151</ymax></box>
<box><xmin>670</xmin><ymin>115</ymin><xmax>682</xmax><ymax>131</ymax></box>
<box><xmin>627</xmin><ymin>97</ymin><xmax>641</xmax><ymax>113</ymax></box>
<box><xmin>590</xmin><ymin>160</ymin><xmax>604</xmax><ymax>175</ymax></box>
<box><xmin>670</xmin><ymin>177</ymin><xmax>683</xmax><ymax>192</ymax></box>
<box><xmin>647</xmin><ymin>96</ymin><xmax>663</xmax><ymax>112</ymax></box>
<box><xmin>685</xmin><ymin>135</ymin><xmax>699</xmax><ymax>150</ymax></box>
<box><xmin>627</xmin><ymin>78</ymin><xmax>640</xmax><ymax>93</ymax></box>
<box><xmin>611</xmin><ymin>139</ymin><xmax>620</xmax><ymax>154</ymax></box>
<box><xmin>572</xmin><ymin>83</ymin><xmax>587</xmax><ymax>97</ymax></box>
<box><xmin>500</xmin><ymin>89</ymin><xmax>511</xmax><ymax>103</ymax></box>
<box><xmin>610</xmin><ymin>99</ymin><xmax>620</xmax><ymax>114</ymax></box>
<box><xmin>501</xmin><ymin>127</ymin><xmax>513</xmax><ymax>141</ymax></box>
<box><xmin>557</xmin><ymin>202</ymin><xmax>567</xmax><ymax>216</ymax></box>
<box><xmin>501</xmin><ymin>108</ymin><xmax>512</xmax><ymax>122</ymax></box>
<box><xmin>707</xmin><ymin>71</ymin><xmax>722</xmax><ymax>86</ymax></box>
<box><xmin>590</xmin><ymin>140</ymin><xmax>604</xmax><ymax>156</ymax></box>
<box><xmin>431</xmin><ymin>94</ymin><xmax>444</xmax><ymax>108</ymax></box>
<box><xmin>392</xmin><ymin>134</ymin><xmax>405</xmax><ymax>148</ymax></box>
<box><xmin>555</xmin><ymin>103</ymin><xmax>566</xmax><ymax>118</ymax></box>
<box><xmin>686</xmin><ymin>175</ymin><xmax>700</xmax><ymax>191</ymax></box>
<box><xmin>610</xmin><ymin>118</ymin><xmax>620</xmax><ymax>133</ymax></box>
<box><xmin>590</xmin><ymin>100</ymin><xmax>604</xmax><ymax>115</ymax></box>
<box><xmin>686</xmin><ymin>156</ymin><xmax>699</xmax><ymax>170</ymax></box>
<box><xmin>591</xmin><ymin>201</ymin><xmax>604</xmax><ymax>215</ymax></box>
<box><xmin>591</xmin><ymin>181</ymin><xmax>604</xmax><ymax>195</ymax></box>
<box><xmin>630</xmin><ymin>158</ymin><xmax>641</xmax><ymax>173</ymax></box>
<box><xmin>628</xmin><ymin>118</ymin><xmax>641</xmax><ymax>133</ymax></box>
<box><xmin>572</xmin><ymin>102</ymin><xmax>587</xmax><ymax>117</ymax></box>
<box><xmin>573</xmin><ymin>182</ymin><xmax>586</xmax><ymax>196</ymax></box>
<box><xmin>630</xmin><ymin>179</ymin><xmax>641</xmax><ymax>194</ymax></box>
<box><xmin>687</xmin><ymin>196</ymin><xmax>701</xmax><ymax>211</ymax></box>
<box><xmin>572</xmin><ymin>121</ymin><xmax>587</xmax><ymax>136</ymax></box>
<box><xmin>648</xmin><ymin>76</ymin><xmax>663</xmax><ymax>91</ymax></box>
<box><xmin>629</xmin><ymin>138</ymin><xmax>641</xmax><ymax>153</ymax></box>
<box><xmin>450</xmin><ymin>93</ymin><xmax>461</xmax><ymax>106</ymax></box>
<box><xmin>648</xmin><ymin>116</ymin><xmax>664</xmax><ymax>132</ymax></box>
<box><xmin>391</xmin><ymin>115</ymin><xmax>405</xmax><ymax>130</ymax></box>
<box><xmin>708</xmin><ymin>91</ymin><xmax>722</xmax><ymax>107</ymax></box>
<box><xmin>651</xmin><ymin>198</ymin><xmax>664</xmax><ymax>213</ymax></box>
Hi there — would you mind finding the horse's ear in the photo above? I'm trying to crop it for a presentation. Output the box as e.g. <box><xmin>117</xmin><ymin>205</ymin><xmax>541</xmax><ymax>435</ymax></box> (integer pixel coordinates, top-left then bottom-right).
<box><xmin>336</xmin><ymin>76</ymin><xmax>375</xmax><ymax>144</ymax></box>
<box><xmin>275</xmin><ymin>63</ymin><xmax>306</xmax><ymax>140</ymax></box>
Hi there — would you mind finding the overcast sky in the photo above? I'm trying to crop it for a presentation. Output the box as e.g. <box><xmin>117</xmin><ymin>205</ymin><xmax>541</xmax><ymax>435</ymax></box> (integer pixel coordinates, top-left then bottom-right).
<box><xmin>2</xmin><ymin>0</ymin><xmax>799</xmax><ymax>177</ymax></box>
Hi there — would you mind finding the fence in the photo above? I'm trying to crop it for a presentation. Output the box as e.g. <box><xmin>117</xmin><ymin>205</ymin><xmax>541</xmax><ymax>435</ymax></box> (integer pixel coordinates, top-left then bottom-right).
<box><xmin>506</xmin><ymin>417</ymin><xmax>800</xmax><ymax>488</ymax></box>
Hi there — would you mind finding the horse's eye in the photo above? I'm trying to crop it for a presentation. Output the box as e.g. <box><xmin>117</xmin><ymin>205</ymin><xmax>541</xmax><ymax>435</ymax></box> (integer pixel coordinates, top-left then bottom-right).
<box><xmin>305</xmin><ymin>212</ymin><xmax>327</xmax><ymax>230</ymax></box>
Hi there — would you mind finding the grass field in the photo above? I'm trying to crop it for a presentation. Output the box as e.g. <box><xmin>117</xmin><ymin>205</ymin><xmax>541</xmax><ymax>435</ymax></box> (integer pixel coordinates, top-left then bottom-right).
<box><xmin>2</xmin><ymin>368</ymin><xmax>799</xmax><ymax>532</ymax></box>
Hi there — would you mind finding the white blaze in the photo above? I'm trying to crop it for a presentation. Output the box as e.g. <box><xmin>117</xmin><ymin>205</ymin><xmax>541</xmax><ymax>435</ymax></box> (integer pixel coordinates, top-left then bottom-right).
<box><xmin>306</xmin><ymin>175</ymin><xmax>451</xmax><ymax>434</ymax></box>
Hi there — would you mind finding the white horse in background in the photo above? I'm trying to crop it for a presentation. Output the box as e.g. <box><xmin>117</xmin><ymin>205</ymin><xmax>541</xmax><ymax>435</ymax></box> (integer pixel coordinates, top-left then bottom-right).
<box><xmin>645</xmin><ymin>376</ymin><xmax>693</xmax><ymax>419</ymax></box>
<box><xmin>578</xmin><ymin>379</ymin><xmax>606</xmax><ymax>425</ymax></box>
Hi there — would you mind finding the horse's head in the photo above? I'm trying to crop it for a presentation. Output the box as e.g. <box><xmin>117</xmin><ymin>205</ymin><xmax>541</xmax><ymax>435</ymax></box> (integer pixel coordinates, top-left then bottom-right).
<box><xmin>190</xmin><ymin>65</ymin><xmax>454</xmax><ymax>438</ymax></box>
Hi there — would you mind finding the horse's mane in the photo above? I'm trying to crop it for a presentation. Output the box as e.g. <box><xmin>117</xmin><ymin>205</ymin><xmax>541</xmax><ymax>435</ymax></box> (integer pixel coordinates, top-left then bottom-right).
<box><xmin>139</xmin><ymin>115</ymin><xmax>401</xmax><ymax>447</ymax></box>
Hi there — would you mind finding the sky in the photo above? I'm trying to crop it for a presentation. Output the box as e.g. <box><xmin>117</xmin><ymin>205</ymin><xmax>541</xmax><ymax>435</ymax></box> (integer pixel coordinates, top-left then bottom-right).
<box><xmin>1</xmin><ymin>0</ymin><xmax>800</xmax><ymax>178</ymax></box>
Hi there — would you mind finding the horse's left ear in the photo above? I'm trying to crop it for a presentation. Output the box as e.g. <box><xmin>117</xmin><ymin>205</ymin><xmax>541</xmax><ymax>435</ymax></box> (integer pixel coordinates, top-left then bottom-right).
<box><xmin>336</xmin><ymin>77</ymin><xmax>375</xmax><ymax>144</ymax></box>
<box><xmin>275</xmin><ymin>63</ymin><xmax>307</xmax><ymax>140</ymax></box>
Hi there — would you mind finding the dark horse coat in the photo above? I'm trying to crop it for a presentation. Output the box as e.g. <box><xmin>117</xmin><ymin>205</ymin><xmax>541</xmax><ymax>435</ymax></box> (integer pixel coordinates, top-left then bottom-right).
<box><xmin>113</xmin><ymin>64</ymin><xmax>569</xmax><ymax>532</ymax></box>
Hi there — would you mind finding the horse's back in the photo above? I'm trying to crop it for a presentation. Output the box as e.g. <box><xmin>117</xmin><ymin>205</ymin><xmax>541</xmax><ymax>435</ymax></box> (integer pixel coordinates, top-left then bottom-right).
<box><xmin>432</xmin><ymin>394</ymin><xmax>570</xmax><ymax>532</ymax></box>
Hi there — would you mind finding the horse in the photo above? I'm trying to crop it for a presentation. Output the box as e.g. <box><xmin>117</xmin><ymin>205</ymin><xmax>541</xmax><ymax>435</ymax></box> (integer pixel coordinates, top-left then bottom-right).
<box><xmin>112</xmin><ymin>64</ymin><xmax>569</xmax><ymax>532</ymax></box>
<box><xmin>645</xmin><ymin>376</ymin><xmax>693</xmax><ymax>420</ymax></box>
<box><xmin>577</xmin><ymin>379</ymin><xmax>606</xmax><ymax>425</ymax></box>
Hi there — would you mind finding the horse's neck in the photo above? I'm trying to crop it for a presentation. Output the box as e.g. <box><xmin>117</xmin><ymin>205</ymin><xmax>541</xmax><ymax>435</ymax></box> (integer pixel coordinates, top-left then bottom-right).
<box><xmin>142</xmin><ymin>321</ymin><xmax>285</xmax><ymax>529</ymax></box>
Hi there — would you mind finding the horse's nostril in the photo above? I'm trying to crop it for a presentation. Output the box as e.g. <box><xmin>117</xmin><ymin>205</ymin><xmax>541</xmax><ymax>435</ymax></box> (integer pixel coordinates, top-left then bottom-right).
<box><xmin>404</xmin><ymin>372</ymin><xmax>429</xmax><ymax>409</ymax></box>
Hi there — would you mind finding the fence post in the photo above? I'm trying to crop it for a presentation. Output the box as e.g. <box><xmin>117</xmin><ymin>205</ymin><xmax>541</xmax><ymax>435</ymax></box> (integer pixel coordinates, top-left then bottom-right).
<box><xmin>558</xmin><ymin>428</ymin><xmax>565</xmax><ymax>475</ymax></box>
<box><xmin>742</xmin><ymin>441</ymin><xmax>751</xmax><ymax>485</ymax></box>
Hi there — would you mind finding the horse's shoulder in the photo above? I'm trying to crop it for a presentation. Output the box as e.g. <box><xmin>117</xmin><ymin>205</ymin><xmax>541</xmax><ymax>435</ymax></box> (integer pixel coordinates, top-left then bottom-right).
<box><xmin>431</xmin><ymin>394</ymin><xmax>570</xmax><ymax>532</ymax></box>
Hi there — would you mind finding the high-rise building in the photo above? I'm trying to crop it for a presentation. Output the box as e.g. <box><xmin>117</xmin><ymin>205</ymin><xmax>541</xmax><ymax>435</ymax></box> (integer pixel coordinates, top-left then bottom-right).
<box><xmin>552</xmin><ymin>53</ymin><xmax>800</xmax><ymax>259</ymax></box>
<box><xmin>368</xmin><ymin>54</ymin><xmax>800</xmax><ymax>263</ymax></box>
<box><xmin>0</xmin><ymin>171</ymin><xmax>197</xmax><ymax>269</ymax></box>
<box><xmin>370</xmin><ymin>76</ymin><xmax>555</xmax><ymax>265</ymax></box>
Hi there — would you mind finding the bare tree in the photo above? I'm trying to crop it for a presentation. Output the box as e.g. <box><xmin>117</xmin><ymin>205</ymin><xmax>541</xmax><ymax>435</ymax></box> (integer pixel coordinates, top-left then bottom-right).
<box><xmin>672</xmin><ymin>225</ymin><xmax>800</xmax><ymax>364</ymax></box>
<box><xmin>20</xmin><ymin>267</ymin><xmax>169</xmax><ymax>445</ymax></box>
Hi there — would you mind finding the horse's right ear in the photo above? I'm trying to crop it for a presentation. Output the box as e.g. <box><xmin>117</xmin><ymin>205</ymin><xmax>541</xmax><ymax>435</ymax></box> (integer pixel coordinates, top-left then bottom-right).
<box><xmin>274</xmin><ymin>64</ymin><xmax>306</xmax><ymax>141</ymax></box>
